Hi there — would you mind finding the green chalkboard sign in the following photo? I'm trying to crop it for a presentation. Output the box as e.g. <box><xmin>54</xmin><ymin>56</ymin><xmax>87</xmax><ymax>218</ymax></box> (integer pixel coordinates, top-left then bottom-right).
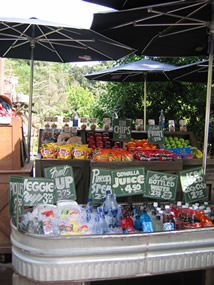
<box><xmin>9</xmin><ymin>176</ymin><xmax>24</xmax><ymax>218</ymax></box>
<box><xmin>44</xmin><ymin>165</ymin><xmax>76</xmax><ymax>201</ymax></box>
<box><xmin>89</xmin><ymin>168</ymin><xmax>112</xmax><ymax>202</ymax></box>
<box><xmin>111</xmin><ymin>167</ymin><xmax>145</xmax><ymax>197</ymax></box>
<box><xmin>180</xmin><ymin>167</ymin><xmax>208</xmax><ymax>203</ymax></box>
<box><xmin>113</xmin><ymin>119</ymin><xmax>132</xmax><ymax>142</ymax></box>
<box><xmin>144</xmin><ymin>170</ymin><xmax>178</xmax><ymax>201</ymax></box>
<box><xmin>147</xmin><ymin>125</ymin><xmax>164</xmax><ymax>144</ymax></box>
<box><xmin>23</xmin><ymin>177</ymin><xmax>56</xmax><ymax>206</ymax></box>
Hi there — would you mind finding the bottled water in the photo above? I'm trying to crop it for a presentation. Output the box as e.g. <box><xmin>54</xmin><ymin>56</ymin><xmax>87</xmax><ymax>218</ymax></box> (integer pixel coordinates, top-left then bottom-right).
<box><xmin>99</xmin><ymin>212</ymin><xmax>109</xmax><ymax>234</ymax></box>
<box><xmin>93</xmin><ymin>215</ymin><xmax>102</xmax><ymax>234</ymax></box>
<box><xmin>103</xmin><ymin>190</ymin><xmax>118</xmax><ymax>217</ymax></box>
<box><xmin>73</xmin><ymin>107</ymin><xmax>78</xmax><ymax>127</ymax></box>
<box><xmin>159</xmin><ymin>109</ymin><xmax>165</xmax><ymax>130</ymax></box>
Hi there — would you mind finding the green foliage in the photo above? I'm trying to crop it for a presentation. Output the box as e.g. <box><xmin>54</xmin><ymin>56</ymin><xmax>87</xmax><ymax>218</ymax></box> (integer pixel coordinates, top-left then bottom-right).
<box><xmin>64</xmin><ymin>84</ymin><xmax>95</xmax><ymax>119</ymax></box>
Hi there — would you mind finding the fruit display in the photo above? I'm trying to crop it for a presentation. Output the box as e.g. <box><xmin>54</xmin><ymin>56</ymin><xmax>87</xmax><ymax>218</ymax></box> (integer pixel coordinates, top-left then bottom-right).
<box><xmin>163</xmin><ymin>136</ymin><xmax>191</xmax><ymax>148</ymax></box>
<box><xmin>125</xmin><ymin>139</ymin><xmax>157</xmax><ymax>151</ymax></box>
<box><xmin>87</xmin><ymin>132</ymin><xmax>120</xmax><ymax>149</ymax></box>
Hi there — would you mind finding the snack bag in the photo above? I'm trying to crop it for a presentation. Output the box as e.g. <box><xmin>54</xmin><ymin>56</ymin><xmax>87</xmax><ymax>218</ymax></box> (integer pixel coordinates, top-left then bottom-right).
<box><xmin>41</xmin><ymin>146</ymin><xmax>57</xmax><ymax>159</ymax></box>
<box><xmin>72</xmin><ymin>146</ymin><xmax>87</xmax><ymax>160</ymax></box>
<box><xmin>108</xmin><ymin>151</ymin><xmax>121</xmax><ymax>161</ymax></box>
<box><xmin>57</xmin><ymin>145</ymin><xmax>72</xmax><ymax>159</ymax></box>
<box><xmin>121</xmin><ymin>151</ymin><xmax>134</xmax><ymax>161</ymax></box>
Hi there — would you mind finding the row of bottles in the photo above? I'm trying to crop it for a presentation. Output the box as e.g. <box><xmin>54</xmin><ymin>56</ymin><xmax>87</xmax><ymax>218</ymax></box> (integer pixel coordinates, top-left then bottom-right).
<box><xmin>85</xmin><ymin>192</ymin><xmax>214</xmax><ymax>235</ymax></box>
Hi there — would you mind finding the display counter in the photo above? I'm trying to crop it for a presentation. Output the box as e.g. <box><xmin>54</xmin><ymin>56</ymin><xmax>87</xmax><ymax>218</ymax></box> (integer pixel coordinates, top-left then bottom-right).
<box><xmin>11</xmin><ymin>221</ymin><xmax>214</xmax><ymax>283</ymax></box>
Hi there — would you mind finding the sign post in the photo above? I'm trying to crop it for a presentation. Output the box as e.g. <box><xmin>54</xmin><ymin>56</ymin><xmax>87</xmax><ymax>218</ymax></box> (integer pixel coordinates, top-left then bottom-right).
<box><xmin>111</xmin><ymin>167</ymin><xmax>145</xmax><ymax>197</ymax></box>
<box><xmin>144</xmin><ymin>170</ymin><xmax>178</xmax><ymax>201</ymax></box>
<box><xmin>180</xmin><ymin>167</ymin><xmax>208</xmax><ymax>203</ymax></box>
<box><xmin>89</xmin><ymin>168</ymin><xmax>112</xmax><ymax>202</ymax></box>
<box><xmin>44</xmin><ymin>165</ymin><xmax>76</xmax><ymax>201</ymax></box>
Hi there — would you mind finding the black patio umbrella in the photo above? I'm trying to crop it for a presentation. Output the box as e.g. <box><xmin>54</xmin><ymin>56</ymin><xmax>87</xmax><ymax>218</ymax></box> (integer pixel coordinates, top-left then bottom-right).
<box><xmin>0</xmin><ymin>17</ymin><xmax>134</xmax><ymax>161</ymax></box>
<box><xmin>85</xmin><ymin>58</ymin><xmax>176</xmax><ymax>130</ymax></box>
<box><xmin>83</xmin><ymin>0</ymin><xmax>181</xmax><ymax>10</ymax></box>
<box><xmin>90</xmin><ymin>0</ymin><xmax>213</xmax><ymax>173</ymax></box>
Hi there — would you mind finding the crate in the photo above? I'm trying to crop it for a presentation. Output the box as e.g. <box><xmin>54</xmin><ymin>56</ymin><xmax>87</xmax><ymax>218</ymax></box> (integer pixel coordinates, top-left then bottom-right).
<box><xmin>0</xmin><ymin>117</ymin><xmax>22</xmax><ymax>170</ymax></box>
<box><xmin>0</xmin><ymin>162</ymin><xmax>33</xmax><ymax>254</ymax></box>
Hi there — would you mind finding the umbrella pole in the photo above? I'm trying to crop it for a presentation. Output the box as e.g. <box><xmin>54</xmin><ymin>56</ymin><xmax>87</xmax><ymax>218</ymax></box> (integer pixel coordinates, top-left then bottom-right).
<box><xmin>202</xmin><ymin>33</ymin><xmax>214</xmax><ymax>175</ymax></box>
<box><xmin>144</xmin><ymin>74</ymin><xmax>147</xmax><ymax>131</ymax></box>
<box><xmin>27</xmin><ymin>41</ymin><xmax>35</xmax><ymax>163</ymax></box>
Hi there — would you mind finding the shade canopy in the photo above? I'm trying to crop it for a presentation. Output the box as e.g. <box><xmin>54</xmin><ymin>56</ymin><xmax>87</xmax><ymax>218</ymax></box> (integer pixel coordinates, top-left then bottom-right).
<box><xmin>0</xmin><ymin>17</ymin><xmax>134</xmax><ymax>62</ymax></box>
<box><xmin>83</xmin><ymin>0</ymin><xmax>181</xmax><ymax>10</ymax></box>
<box><xmin>0</xmin><ymin>17</ymin><xmax>134</xmax><ymax>161</ymax></box>
<box><xmin>91</xmin><ymin>0</ymin><xmax>212</xmax><ymax>57</ymax></box>
<box><xmin>85</xmin><ymin>58</ymin><xmax>175</xmax><ymax>81</ymax></box>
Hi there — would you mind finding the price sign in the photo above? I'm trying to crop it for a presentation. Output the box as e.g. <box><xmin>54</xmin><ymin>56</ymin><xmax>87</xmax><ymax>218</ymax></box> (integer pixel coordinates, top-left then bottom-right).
<box><xmin>89</xmin><ymin>168</ymin><xmax>112</xmax><ymax>202</ymax></box>
<box><xmin>144</xmin><ymin>171</ymin><xmax>178</xmax><ymax>201</ymax></box>
<box><xmin>113</xmin><ymin>119</ymin><xmax>132</xmax><ymax>142</ymax></box>
<box><xmin>111</xmin><ymin>167</ymin><xmax>145</xmax><ymax>197</ymax></box>
<box><xmin>44</xmin><ymin>165</ymin><xmax>76</xmax><ymax>201</ymax></box>
<box><xmin>9</xmin><ymin>176</ymin><xmax>24</xmax><ymax>217</ymax></box>
<box><xmin>180</xmin><ymin>167</ymin><xmax>208</xmax><ymax>203</ymax></box>
<box><xmin>23</xmin><ymin>177</ymin><xmax>56</xmax><ymax>206</ymax></box>
<box><xmin>147</xmin><ymin>125</ymin><xmax>164</xmax><ymax>144</ymax></box>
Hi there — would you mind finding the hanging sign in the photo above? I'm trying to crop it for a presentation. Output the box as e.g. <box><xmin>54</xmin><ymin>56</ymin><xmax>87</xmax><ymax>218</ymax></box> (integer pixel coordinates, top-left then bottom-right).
<box><xmin>180</xmin><ymin>167</ymin><xmax>208</xmax><ymax>203</ymax></box>
<box><xmin>144</xmin><ymin>170</ymin><xmax>178</xmax><ymax>201</ymax></box>
<box><xmin>111</xmin><ymin>167</ymin><xmax>145</xmax><ymax>197</ymax></box>
<box><xmin>44</xmin><ymin>165</ymin><xmax>76</xmax><ymax>201</ymax></box>
<box><xmin>113</xmin><ymin>119</ymin><xmax>132</xmax><ymax>142</ymax></box>
<box><xmin>147</xmin><ymin>125</ymin><xmax>164</xmax><ymax>144</ymax></box>
<box><xmin>9</xmin><ymin>176</ymin><xmax>24</xmax><ymax>218</ymax></box>
<box><xmin>89</xmin><ymin>168</ymin><xmax>112</xmax><ymax>202</ymax></box>
<box><xmin>23</xmin><ymin>177</ymin><xmax>56</xmax><ymax>206</ymax></box>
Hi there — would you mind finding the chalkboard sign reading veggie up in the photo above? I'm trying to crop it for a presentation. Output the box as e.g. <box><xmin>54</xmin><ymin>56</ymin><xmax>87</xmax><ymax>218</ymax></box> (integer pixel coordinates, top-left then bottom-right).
<box><xmin>44</xmin><ymin>165</ymin><xmax>76</xmax><ymax>201</ymax></box>
<box><xmin>111</xmin><ymin>167</ymin><xmax>145</xmax><ymax>197</ymax></box>
<box><xmin>113</xmin><ymin>119</ymin><xmax>132</xmax><ymax>142</ymax></box>
<box><xmin>9</xmin><ymin>176</ymin><xmax>24</xmax><ymax>218</ymax></box>
<box><xmin>89</xmin><ymin>168</ymin><xmax>112</xmax><ymax>202</ymax></box>
<box><xmin>180</xmin><ymin>167</ymin><xmax>208</xmax><ymax>203</ymax></box>
<box><xmin>147</xmin><ymin>125</ymin><xmax>164</xmax><ymax>144</ymax></box>
<box><xmin>23</xmin><ymin>177</ymin><xmax>56</xmax><ymax>206</ymax></box>
<box><xmin>144</xmin><ymin>171</ymin><xmax>178</xmax><ymax>201</ymax></box>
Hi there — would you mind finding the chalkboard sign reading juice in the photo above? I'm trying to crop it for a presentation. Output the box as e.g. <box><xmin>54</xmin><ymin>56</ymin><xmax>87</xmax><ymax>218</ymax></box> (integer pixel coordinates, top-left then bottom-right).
<box><xmin>111</xmin><ymin>167</ymin><xmax>145</xmax><ymax>197</ymax></box>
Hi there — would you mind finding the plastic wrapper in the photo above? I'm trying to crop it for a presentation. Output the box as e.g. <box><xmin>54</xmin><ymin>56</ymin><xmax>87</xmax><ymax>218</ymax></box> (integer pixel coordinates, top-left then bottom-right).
<box><xmin>134</xmin><ymin>149</ymin><xmax>174</xmax><ymax>161</ymax></box>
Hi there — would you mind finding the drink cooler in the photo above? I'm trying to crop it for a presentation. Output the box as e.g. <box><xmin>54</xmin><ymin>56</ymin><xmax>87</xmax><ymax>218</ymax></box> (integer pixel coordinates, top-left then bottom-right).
<box><xmin>11</xmin><ymin>221</ymin><xmax>214</xmax><ymax>283</ymax></box>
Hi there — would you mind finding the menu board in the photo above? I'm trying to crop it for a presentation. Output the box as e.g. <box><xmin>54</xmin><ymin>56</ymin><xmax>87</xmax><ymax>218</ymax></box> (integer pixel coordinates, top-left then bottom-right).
<box><xmin>111</xmin><ymin>167</ymin><xmax>145</xmax><ymax>197</ymax></box>
<box><xmin>113</xmin><ymin>119</ymin><xmax>132</xmax><ymax>142</ymax></box>
<box><xmin>147</xmin><ymin>125</ymin><xmax>164</xmax><ymax>144</ymax></box>
<box><xmin>23</xmin><ymin>177</ymin><xmax>56</xmax><ymax>206</ymax></box>
<box><xmin>44</xmin><ymin>165</ymin><xmax>76</xmax><ymax>201</ymax></box>
<box><xmin>9</xmin><ymin>176</ymin><xmax>24</xmax><ymax>218</ymax></box>
<box><xmin>180</xmin><ymin>167</ymin><xmax>208</xmax><ymax>203</ymax></box>
<box><xmin>89</xmin><ymin>168</ymin><xmax>112</xmax><ymax>202</ymax></box>
<box><xmin>144</xmin><ymin>171</ymin><xmax>178</xmax><ymax>201</ymax></box>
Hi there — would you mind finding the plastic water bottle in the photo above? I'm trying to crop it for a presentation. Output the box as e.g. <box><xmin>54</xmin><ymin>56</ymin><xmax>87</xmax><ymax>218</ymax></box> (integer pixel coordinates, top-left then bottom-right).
<box><xmin>103</xmin><ymin>190</ymin><xmax>118</xmax><ymax>217</ymax></box>
<box><xmin>159</xmin><ymin>109</ymin><xmax>165</xmax><ymax>130</ymax></box>
<box><xmin>73</xmin><ymin>107</ymin><xmax>78</xmax><ymax>127</ymax></box>
<box><xmin>99</xmin><ymin>212</ymin><xmax>109</xmax><ymax>234</ymax></box>
<box><xmin>93</xmin><ymin>215</ymin><xmax>102</xmax><ymax>234</ymax></box>
<box><xmin>86</xmin><ymin>198</ymin><xmax>93</xmax><ymax>222</ymax></box>
<box><xmin>139</xmin><ymin>211</ymin><xmax>153</xmax><ymax>232</ymax></box>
